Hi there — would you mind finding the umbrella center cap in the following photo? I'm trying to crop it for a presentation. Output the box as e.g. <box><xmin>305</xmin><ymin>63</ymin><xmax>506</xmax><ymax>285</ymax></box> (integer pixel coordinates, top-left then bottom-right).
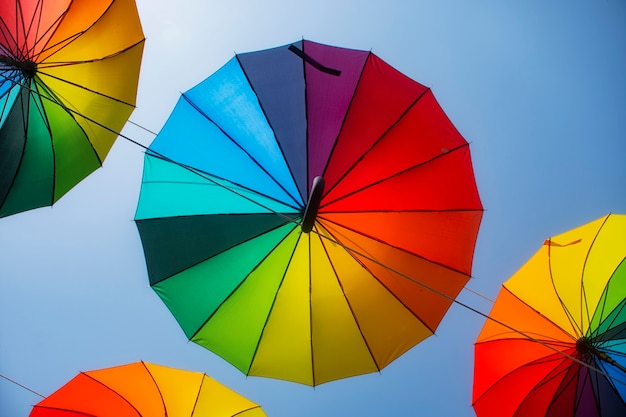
<box><xmin>301</xmin><ymin>176</ymin><xmax>325</xmax><ymax>233</ymax></box>
<box><xmin>0</xmin><ymin>55</ymin><xmax>37</xmax><ymax>78</ymax></box>
<box><xmin>575</xmin><ymin>336</ymin><xmax>602</xmax><ymax>361</ymax></box>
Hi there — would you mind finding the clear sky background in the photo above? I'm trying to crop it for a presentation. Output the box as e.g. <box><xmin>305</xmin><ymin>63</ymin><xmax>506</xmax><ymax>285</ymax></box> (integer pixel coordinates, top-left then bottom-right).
<box><xmin>1</xmin><ymin>1</ymin><xmax>625</xmax><ymax>416</ymax></box>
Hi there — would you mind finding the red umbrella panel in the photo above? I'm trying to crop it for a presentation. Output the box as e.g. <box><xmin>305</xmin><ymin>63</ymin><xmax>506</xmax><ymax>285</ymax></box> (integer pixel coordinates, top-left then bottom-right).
<box><xmin>135</xmin><ymin>40</ymin><xmax>484</xmax><ymax>386</ymax></box>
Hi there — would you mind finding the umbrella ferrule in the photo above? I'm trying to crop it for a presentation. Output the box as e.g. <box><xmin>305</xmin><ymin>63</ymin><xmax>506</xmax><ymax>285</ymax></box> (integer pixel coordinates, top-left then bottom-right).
<box><xmin>0</xmin><ymin>55</ymin><xmax>37</xmax><ymax>78</ymax></box>
<box><xmin>301</xmin><ymin>176</ymin><xmax>325</xmax><ymax>233</ymax></box>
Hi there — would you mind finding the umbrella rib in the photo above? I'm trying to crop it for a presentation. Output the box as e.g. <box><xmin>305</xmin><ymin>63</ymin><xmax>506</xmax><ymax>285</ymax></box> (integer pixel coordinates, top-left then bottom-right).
<box><xmin>581</xmin><ymin>215</ymin><xmax>613</xmax><ymax>336</ymax></box>
<box><xmin>546</xmin><ymin>240</ymin><xmax>585</xmax><ymax>338</ymax></box>
<box><xmin>79</xmin><ymin>372</ymin><xmax>144</xmax><ymax>417</ymax></box>
<box><xmin>141</xmin><ymin>361</ymin><xmax>169</xmax><ymax>417</ymax></box>
<box><xmin>180</xmin><ymin>92</ymin><xmax>302</xmax><ymax>208</ymax></box>
<box><xmin>232</xmin><ymin>406</ymin><xmax>266</xmax><ymax>416</ymax></box>
<box><xmin>594</xmin><ymin>296</ymin><xmax>625</xmax><ymax>342</ymax></box>
<box><xmin>29</xmin><ymin>405</ymin><xmax>100</xmax><ymax>417</ymax></box>
<box><xmin>579</xmin><ymin>218</ymin><xmax>604</xmax><ymax>338</ymax></box>
<box><xmin>307</xmin><ymin>233</ymin><xmax>317</xmax><ymax>385</ymax></box>
<box><xmin>302</xmin><ymin>40</ymin><xmax>311</xmax><ymax>203</ymax></box>
<box><xmin>320</xmin><ymin>142</ymin><xmax>471</xmax><ymax>209</ymax></box>
<box><xmin>189</xmin><ymin>373</ymin><xmax>205</xmax><ymax>417</ymax></box>
<box><xmin>321</xmin><ymin>85</ymin><xmax>431</xmax><ymax>200</ymax></box>
<box><xmin>28</xmin><ymin>78</ymin><xmax>60</xmax><ymax>204</ymax></box>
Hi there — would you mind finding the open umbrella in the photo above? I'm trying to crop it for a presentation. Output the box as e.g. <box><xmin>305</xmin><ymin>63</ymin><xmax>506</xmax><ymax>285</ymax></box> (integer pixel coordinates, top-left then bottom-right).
<box><xmin>473</xmin><ymin>213</ymin><xmax>626</xmax><ymax>417</ymax></box>
<box><xmin>135</xmin><ymin>39</ymin><xmax>483</xmax><ymax>386</ymax></box>
<box><xmin>0</xmin><ymin>0</ymin><xmax>144</xmax><ymax>218</ymax></box>
<box><xmin>29</xmin><ymin>361</ymin><xmax>268</xmax><ymax>417</ymax></box>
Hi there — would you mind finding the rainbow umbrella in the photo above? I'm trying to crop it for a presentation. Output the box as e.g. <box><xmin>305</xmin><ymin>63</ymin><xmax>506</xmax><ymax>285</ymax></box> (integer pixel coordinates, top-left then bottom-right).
<box><xmin>135</xmin><ymin>39</ymin><xmax>483</xmax><ymax>386</ymax></box>
<box><xmin>29</xmin><ymin>361</ymin><xmax>268</xmax><ymax>417</ymax></box>
<box><xmin>473</xmin><ymin>213</ymin><xmax>626</xmax><ymax>417</ymax></box>
<box><xmin>0</xmin><ymin>0</ymin><xmax>144</xmax><ymax>218</ymax></box>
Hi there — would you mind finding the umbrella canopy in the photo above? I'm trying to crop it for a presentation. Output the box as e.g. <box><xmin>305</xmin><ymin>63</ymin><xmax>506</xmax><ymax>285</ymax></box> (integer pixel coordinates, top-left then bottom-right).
<box><xmin>473</xmin><ymin>213</ymin><xmax>626</xmax><ymax>417</ymax></box>
<box><xmin>29</xmin><ymin>361</ymin><xmax>268</xmax><ymax>417</ymax></box>
<box><xmin>0</xmin><ymin>0</ymin><xmax>144</xmax><ymax>218</ymax></box>
<box><xmin>135</xmin><ymin>39</ymin><xmax>483</xmax><ymax>386</ymax></box>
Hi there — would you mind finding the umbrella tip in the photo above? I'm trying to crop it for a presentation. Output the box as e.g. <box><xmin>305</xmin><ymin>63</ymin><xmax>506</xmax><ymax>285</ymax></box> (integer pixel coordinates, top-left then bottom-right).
<box><xmin>301</xmin><ymin>176</ymin><xmax>325</xmax><ymax>233</ymax></box>
<box><xmin>0</xmin><ymin>54</ymin><xmax>37</xmax><ymax>78</ymax></box>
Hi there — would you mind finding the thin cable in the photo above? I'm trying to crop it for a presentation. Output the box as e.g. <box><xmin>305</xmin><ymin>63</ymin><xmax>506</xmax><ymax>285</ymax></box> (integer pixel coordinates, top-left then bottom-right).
<box><xmin>462</xmin><ymin>286</ymin><xmax>495</xmax><ymax>303</ymax></box>
<box><xmin>127</xmin><ymin>118</ymin><xmax>159</xmax><ymax>136</ymax></box>
<box><xmin>0</xmin><ymin>373</ymin><xmax>45</xmax><ymax>398</ymax></box>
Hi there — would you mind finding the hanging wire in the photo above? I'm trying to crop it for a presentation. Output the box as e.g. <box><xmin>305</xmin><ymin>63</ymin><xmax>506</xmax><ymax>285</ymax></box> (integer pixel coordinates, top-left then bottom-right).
<box><xmin>0</xmin><ymin>373</ymin><xmax>45</xmax><ymax>398</ymax></box>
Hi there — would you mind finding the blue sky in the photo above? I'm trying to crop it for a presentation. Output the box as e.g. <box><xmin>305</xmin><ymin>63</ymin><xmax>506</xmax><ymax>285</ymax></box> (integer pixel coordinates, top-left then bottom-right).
<box><xmin>1</xmin><ymin>1</ymin><xmax>625</xmax><ymax>416</ymax></box>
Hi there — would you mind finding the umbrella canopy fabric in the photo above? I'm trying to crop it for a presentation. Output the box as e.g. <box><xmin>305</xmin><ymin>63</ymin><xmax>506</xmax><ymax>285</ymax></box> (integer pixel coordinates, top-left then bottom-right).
<box><xmin>473</xmin><ymin>213</ymin><xmax>626</xmax><ymax>417</ymax></box>
<box><xmin>0</xmin><ymin>0</ymin><xmax>144</xmax><ymax>218</ymax></box>
<box><xmin>29</xmin><ymin>361</ymin><xmax>268</xmax><ymax>417</ymax></box>
<box><xmin>135</xmin><ymin>39</ymin><xmax>483</xmax><ymax>386</ymax></box>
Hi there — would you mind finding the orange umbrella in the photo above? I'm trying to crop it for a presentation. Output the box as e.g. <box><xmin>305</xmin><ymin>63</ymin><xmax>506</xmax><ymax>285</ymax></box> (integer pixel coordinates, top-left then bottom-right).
<box><xmin>30</xmin><ymin>361</ymin><xmax>268</xmax><ymax>417</ymax></box>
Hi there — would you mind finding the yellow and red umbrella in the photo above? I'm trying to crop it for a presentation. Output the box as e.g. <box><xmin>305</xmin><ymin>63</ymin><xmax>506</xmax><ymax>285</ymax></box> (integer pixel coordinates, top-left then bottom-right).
<box><xmin>29</xmin><ymin>361</ymin><xmax>268</xmax><ymax>417</ymax></box>
<box><xmin>0</xmin><ymin>0</ymin><xmax>144</xmax><ymax>217</ymax></box>
<box><xmin>135</xmin><ymin>40</ymin><xmax>483</xmax><ymax>386</ymax></box>
<box><xmin>473</xmin><ymin>213</ymin><xmax>626</xmax><ymax>417</ymax></box>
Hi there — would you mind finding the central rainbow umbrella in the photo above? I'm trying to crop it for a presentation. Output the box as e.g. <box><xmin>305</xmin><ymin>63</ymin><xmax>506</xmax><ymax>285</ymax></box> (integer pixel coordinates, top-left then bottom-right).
<box><xmin>29</xmin><ymin>361</ymin><xmax>268</xmax><ymax>416</ymax></box>
<box><xmin>473</xmin><ymin>213</ymin><xmax>626</xmax><ymax>417</ymax></box>
<box><xmin>135</xmin><ymin>39</ymin><xmax>483</xmax><ymax>386</ymax></box>
<box><xmin>0</xmin><ymin>0</ymin><xmax>144</xmax><ymax>218</ymax></box>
